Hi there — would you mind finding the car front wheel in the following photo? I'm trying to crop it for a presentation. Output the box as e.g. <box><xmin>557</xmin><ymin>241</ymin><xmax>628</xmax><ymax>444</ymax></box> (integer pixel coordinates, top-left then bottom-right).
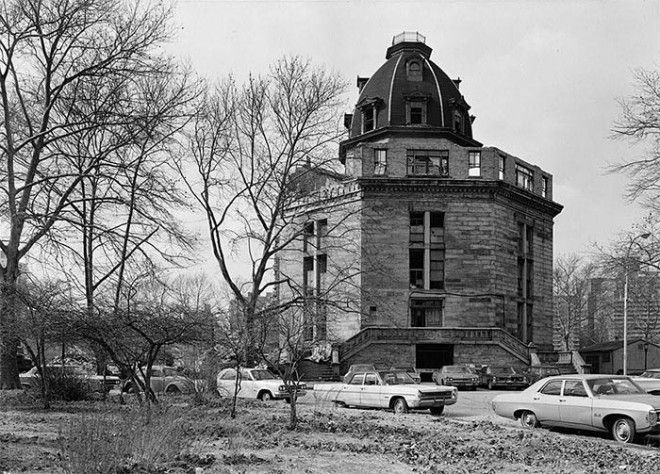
<box><xmin>259</xmin><ymin>391</ymin><xmax>273</xmax><ymax>401</ymax></box>
<box><xmin>519</xmin><ymin>410</ymin><xmax>540</xmax><ymax>429</ymax></box>
<box><xmin>392</xmin><ymin>397</ymin><xmax>408</xmax><ymax>414</ymax></box>
<box><xmin>165</xmin><ymin>385</ymin><xmax>181</xmax><ymax>394</ymax></box>
<box><xmin>611</xmin><ymin>417</ymin><xmax>636</xmax><ymax>443</ymax></box>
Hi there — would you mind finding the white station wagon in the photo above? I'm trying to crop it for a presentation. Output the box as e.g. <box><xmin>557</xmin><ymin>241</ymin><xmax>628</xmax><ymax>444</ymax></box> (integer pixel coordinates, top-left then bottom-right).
<box><xmin>492</xmin><ymin>374</ymin><xmax>660</xmax><ymax>443</ymax></box>
<box><xmin>216</xmin><ymin>368</ymin><xmax>307</xmax><ymax>402</ymax></box>
<box><xmin>314</xmin><ymin>369</ymin><xmax>458</xmax><ymax>415</ymax></box>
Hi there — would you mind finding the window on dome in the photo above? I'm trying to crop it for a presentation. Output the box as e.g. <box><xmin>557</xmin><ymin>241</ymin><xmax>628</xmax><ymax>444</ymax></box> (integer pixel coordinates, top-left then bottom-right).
<box><xmin>407</xmin><ymin>60</ymin><xmax>423</xmax><ymax>81</ymax></box>
<box><xmin>453</xmin><ymin>111</ymin><xmax>463</xmax><ymax>134</ymax></box>
<box><xmin>406</xmin><ymin>101</ymin><xmax>427</xmax><ymax>125</ymax></box>
<box><xmin>362</xmin><ymin>106</ymin><xmax>376</xmax><ymax>133</ymax></box>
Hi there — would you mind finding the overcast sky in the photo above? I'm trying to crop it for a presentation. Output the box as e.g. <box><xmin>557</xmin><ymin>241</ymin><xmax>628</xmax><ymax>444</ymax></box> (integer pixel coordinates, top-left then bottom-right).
<box><xmin>170</xmin><ymin>0</ymin><xmax>660</xmax><ymax>259</ymax></box>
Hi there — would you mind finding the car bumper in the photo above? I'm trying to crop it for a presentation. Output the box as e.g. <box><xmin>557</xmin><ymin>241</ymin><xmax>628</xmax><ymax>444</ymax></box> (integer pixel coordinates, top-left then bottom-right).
<box><xmin>275</xmin><ymin>390</ymin><xmax>307</xmax><ymax>400</ymax></box>
<box><xmin>446</xmin><ymin>381</ymin><xmax>478</xmax><ymax>389</ymax></box>
<box><xmin>639</xmin><ymin>423</ymin><xmax>660</xmax><ymax>435</ymax></box>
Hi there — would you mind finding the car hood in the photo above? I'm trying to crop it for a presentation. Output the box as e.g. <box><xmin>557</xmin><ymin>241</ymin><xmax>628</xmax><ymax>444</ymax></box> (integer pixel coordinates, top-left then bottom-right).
<box><xmin>443</xmin><ymin>374</ymin><xmax>476</xmax><ymax>379</ymax></box>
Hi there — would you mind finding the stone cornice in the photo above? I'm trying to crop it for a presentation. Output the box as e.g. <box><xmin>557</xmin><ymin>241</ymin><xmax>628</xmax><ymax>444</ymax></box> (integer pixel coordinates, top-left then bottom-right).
<box><xmin>285</xmin><ymin>177</ymin><xmax>563</xmax><ymax>218</ymax></box>
<box><xmin>357</xmin><ymin>178</ymin><xmax>563</xmax><ymax>217</ymax></box>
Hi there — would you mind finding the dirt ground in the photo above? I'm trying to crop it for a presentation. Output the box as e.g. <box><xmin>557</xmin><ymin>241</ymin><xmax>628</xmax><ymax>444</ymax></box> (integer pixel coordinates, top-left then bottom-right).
<box><xmin>1</xmin><ymin>389</ymin><xmax>660</xmax><ymax>473</ymax></box>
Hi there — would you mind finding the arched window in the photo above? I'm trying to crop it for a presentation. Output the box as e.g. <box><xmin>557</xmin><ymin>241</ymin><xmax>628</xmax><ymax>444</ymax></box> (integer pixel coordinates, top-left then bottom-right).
<box><xmin>407</xmin><ymin>60</ymin><xmax>422</xmax><ymax>81</ymax></box>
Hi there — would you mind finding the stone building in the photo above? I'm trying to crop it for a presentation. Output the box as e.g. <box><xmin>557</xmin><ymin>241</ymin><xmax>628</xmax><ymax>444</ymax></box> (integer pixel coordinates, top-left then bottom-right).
<box><xmin>278</xmin><ymin>32</ymin><xmax>562</xmax><ymax>378</ymax></box>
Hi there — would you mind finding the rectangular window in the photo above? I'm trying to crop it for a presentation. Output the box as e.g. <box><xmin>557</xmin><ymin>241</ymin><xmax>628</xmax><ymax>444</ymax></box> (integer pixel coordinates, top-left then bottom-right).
<box><xmin>429</xmin><ymin>249</ymin><xmax>445</xmax><ymax>289</ymax></box>
<box><xmin>410</xmin><ymin>299</ymin><xmax>443</xmax><ymax>327</ymax></box>
<box><xmin>406</xmin><ymin>150</ymin><xmax>449</xmax><ymax>176</ymax></box>
<box><xmin>409</xmin><ymin>249</ymin><xmax>424</xmax><ymax>288</ymax></box>
<box><xmin>317</xmin><ymin>254</ymin><xmax>327</xmax><ymax>274</ymax></box>
<box><xmin>468</xmin><ymin>151</ymin><xmax>481</xmax><ymax>177</ymax></box>
<box><xmin>429</xmin><ymin>212</ymin><xmax>444</xmax><ymax>245</ymax></box>
<box><xmin>363</xmin><ymin>107</ymin><xmax>375</xmax><ymax>132</ymax></box>
<box><xmin>602</xmin><ymin>352</ymin><xmax>611</xmax><ymax>363</ymax></box>
<box><xmin>516</xmin><ymin>165</ymin><xmax>534</xmax><ymax>191</ymax></box>
<box><xmin>409</xmin><ymin>212</ymin><xmax>424</xmax><ymax>243</ymax></box>
<box><xmin>303</xmin><ymin>256</ymin><xmax>314</xmax><ymax>289</ymax></box>
<box><xmin>303</xmin><ymin>222</ymin><xmax>314</xmax><ymax>252</ymax></box>
<box><xmin>542</xmin><ymin>176</ymin><xmax>549</xmax><ymax>198</ymax></box>
<box><xmin>374</xmin><ymin>149</ymin><xmax>387</xmax><ymax>175</ymax></box>
<box><xmin>407</xmin><ymin>101</ymin><xmax>427</xmax><ymax>125</ymax></box>
<box><xmin>317</xmin><ymin>219</ymin><xmax>327</xmax><ymax>250</ymax></box>
<box><xmin>498</xmin><ymin>155</ymin><xmax>505</xmax><ymax>180</ymax></box>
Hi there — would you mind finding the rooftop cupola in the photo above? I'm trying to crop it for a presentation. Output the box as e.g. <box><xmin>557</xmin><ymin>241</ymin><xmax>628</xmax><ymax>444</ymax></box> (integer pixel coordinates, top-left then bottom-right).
<box><xmin>386</xmin><ymin>31</ymin><xmax>433</xmax><ymax>59</ymax></box>
<box><xmin>340</xmin><ymin>32</ymin><xmax>481</xmax><ymax>160</ymax></box>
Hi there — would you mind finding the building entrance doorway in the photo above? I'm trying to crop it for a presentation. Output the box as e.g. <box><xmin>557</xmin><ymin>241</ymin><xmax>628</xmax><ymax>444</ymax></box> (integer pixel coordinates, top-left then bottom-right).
<box><xmin>416</xmin><ymin>344</ymin><xmax>453</xmax><ymax>381</ymax></box>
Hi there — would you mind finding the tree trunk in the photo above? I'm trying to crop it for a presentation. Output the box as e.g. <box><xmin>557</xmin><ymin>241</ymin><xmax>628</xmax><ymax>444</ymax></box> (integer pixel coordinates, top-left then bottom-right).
<box><xmin>0</xmin><ymin>272</ymin><xmax>21</xmax><ymax>389</ymax></box>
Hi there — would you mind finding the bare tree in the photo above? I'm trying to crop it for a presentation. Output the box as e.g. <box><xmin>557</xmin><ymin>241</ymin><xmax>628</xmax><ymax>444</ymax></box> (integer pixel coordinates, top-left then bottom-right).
<box><xmin>0</xmin><ymin>0</ymin><xmax>178</xmax><ymax>388</ymax></box>
<box><xmin>554</xmin><ymin>254</ymin><xmax>594</xmax><ymax>350</ymax></box>
<box><xmin>178</xmin><ymin>57</ymin><xmax>354</xmax><ymax>428</ymax></box>
<box><xmin>611</xmin><ymin>69</ymin><xmax>660</xmax><ymax>209</ymax></box>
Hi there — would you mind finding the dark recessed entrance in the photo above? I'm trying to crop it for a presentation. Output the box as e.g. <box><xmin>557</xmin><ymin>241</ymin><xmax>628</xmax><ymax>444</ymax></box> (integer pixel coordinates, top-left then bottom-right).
<box><xmin>416</xmin><ymin>344</ymin><xmax>453</xmax><ymax>381</ymax></box>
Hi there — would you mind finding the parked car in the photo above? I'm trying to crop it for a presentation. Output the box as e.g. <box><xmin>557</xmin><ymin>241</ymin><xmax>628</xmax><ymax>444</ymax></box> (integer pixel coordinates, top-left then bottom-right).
<box><xmin>122</xmin><ymin>365</ymin><xmax>195</xmax><ymax>394</ymax></box>
<box><xmin>492</xmin><ymin>374</ymin><xmax>660</xmax><ymax>443</ymax></box>
<box><xmin>216</xmin><ymin>367</ymin><xmax>307</xmax><ymax>401</ymax></box>
<box><xmin>525</xmin><ymin>365</ymin><xmax>560</xmax><ymax>385</ymax></box>
<box><xmin>20</xmin><ymin>365</ymin><xmax>120</xmax><ymax>393</ymax></box>
<box><xmin>432</xmin><ymin>365</ymin><xmax>479</xmax><ymax>390</ymax></box>
<box><xmin>478</xmin><ymin>366</ymin><xmax>528</xmax><ymax>390</ymax></box>
<box><xmin>314</xmin><ymin>369</ymin><xmax>458</xmax><ymax>415</ymax></box>
<box><xmin>342</xmin><ymin>363</ymin><xmax>377</xmax><ymax>382</ymax></box>
<box><xmin>390</xmin><ymin>366</ymin><xmax>421</xmax><ymax>384</ymax></box>
<box><xmin>640</xmin><ymin>369</ymin><xmax>660</xmax><ymax>379</ymax></box>
<box><xmin>631</xmin><ymin>374</ymin><xmax>660</xmax><ymax>396</ymax></box>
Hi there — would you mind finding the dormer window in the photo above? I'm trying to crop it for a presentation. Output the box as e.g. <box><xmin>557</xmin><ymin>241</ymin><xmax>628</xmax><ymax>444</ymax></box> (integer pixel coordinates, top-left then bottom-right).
<box><xmin>453</xmin><ymin>110</ymin><xmax>463</xmax><ymax>134</ymax></box>
<box><xmin>410</xmin><ymin>103</ymin><xmax>424</xmax><ymax>124</ymax></box>
<box><xmin>362</xmin><ymin>107</ymin><xmax>375</xmax><ymax>132</ymax></box>
<box><xmin>405</xmin><ymin>95</ymin><xmax>428</xmax><ymax>126</ymax></box>
<box><xmin>357</xmin><ymin>97</ymin><xmax>383</xmax><ymax>134</ymax></box>
<box><xmin>406</xmin><ymin>60</ymin><xmax>423</xmax><ymax>81</ymax></box>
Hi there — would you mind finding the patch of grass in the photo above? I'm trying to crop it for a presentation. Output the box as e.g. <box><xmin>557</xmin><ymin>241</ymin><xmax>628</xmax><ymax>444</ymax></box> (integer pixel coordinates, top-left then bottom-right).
<box><xmin>58</xmin><ymin>406</ymin><xmax>199</xmax><ymax>473</ymax></box>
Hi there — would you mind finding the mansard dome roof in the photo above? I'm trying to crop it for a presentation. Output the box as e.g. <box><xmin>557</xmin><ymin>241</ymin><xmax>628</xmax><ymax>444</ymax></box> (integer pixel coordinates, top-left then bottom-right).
<box><xmin>344</xmin><ymin>32</ymin><xmax>480</xmax><ymax>149</ymax></box>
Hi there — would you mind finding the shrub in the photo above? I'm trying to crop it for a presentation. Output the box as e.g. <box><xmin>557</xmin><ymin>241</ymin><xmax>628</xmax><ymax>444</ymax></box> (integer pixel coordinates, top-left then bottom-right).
<box><xmin>59</xmin><ymin>407</ymin><xmax>195</xmax><ymax>473</ymax></box>
<box><xmin>26</xmin><ymin>373</ymin><xmax>92</xmax><ymax>402</ymax></box>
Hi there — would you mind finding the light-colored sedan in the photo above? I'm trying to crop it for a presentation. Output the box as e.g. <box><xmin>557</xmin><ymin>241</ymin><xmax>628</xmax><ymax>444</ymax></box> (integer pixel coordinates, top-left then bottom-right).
<box><xmin>314</xmin><ymin>370</ymin><xmax>458</xmax><ymax>415</ymax></box>
<box><xmin>632</xmin><ymin>369</ymin><xmax>660</xmax><ymax>395</ymax></box>
<box><xmin>216</xmin><ymin>367</ymin><xmax>307</xmax><ymax>401</ymax></box>
<box><xmin>492</xmin><ymin>374</ymin><xmax>660</xmax><ymax>443</ymax></box>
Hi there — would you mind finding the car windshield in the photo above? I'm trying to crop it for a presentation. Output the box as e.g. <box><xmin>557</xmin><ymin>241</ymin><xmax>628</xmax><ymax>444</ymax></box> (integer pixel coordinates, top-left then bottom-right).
<box><xmin>492</xmin><ymin>367</ymin><xmax>517</xmax><ymax>374</ymax></box>
<box><xmin>379</xmin><ymin>371</ymin><xmax>415</xmax><ymax>385</ymax></box>
<box><xmin>444</xmin><ymin>366</ymin><xmax>470</xmax><ymax>374</ymax></box>
<box><xmin>251</xmin><ymin>369</ymin><xmax>278</xmax><ymax>380</ymax></box>
<box><xmin>641</xmin><ymin>371</ymin><xmax>660</xmax><ymax>380</ymax></box>
<box><xmin>587</xmin><ymin>377</ymin><xmax>646</xmax><ymax>395</ymax></box>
